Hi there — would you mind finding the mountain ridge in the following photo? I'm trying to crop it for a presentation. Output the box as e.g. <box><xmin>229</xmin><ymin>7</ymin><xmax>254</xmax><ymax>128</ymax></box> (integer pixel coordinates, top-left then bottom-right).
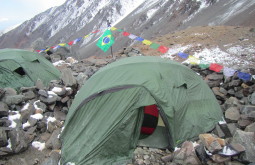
<box><xmin>0</xmin><ymin>0</ymin><xmax>254</xmax><ymax>59</ymax></box>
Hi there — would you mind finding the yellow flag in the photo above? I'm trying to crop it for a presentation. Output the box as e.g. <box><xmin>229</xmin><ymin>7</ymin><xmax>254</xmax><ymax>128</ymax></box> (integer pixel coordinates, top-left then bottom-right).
<box><xmin>84</xmin><ymin>34</ymin><xmax>90</xmax><ymax>38</ymax></box>
<box><xmin>45</xmin><ymin>48</ymin><xmax>50</xmax><ymax>52</ymax></box>
<box><xmin>142</xmin><ymin>40</ymin><xmax>152</xmax><ymax>45</ymax></box>
<box><xmin>187</xmin><ymin>56</ymin><xmax>200</xmax><ymax>65</ymax></box>
<box><xmin>58</xmin><ymin>43</ymin><xmax>67</xmax><ymax>47</ymax></box>
<box><xmin>110</xmin><ymin>27</ymin><xmax>117</xmax><ymax>31</ymax></box>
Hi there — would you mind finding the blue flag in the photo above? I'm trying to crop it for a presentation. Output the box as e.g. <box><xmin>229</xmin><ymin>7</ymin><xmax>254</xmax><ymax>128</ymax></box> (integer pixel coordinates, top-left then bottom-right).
<box><xmin>238</xmin><ymin>71</ymin><xmax>251</xmax><ymax>81</ymax></box>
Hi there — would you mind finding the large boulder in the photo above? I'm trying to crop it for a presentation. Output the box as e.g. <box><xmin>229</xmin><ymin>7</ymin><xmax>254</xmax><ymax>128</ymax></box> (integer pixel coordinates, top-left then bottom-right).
<box><xmin>231</xmin><ymin>130</ymin><xmax>255</xmax><ymax>163</ymax></box>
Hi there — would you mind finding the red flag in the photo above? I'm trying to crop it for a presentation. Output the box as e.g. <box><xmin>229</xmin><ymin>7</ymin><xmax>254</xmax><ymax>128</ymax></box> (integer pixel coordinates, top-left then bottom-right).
<box><xmin>68</xmin><ymin>41</ymin><xmax>74</xmax><ymax>45</ymax></box>
<box><xmin>35</xmin><ymin>50</ymin><xmax>40</xmax><ymax>53</ymax></box>
<box><xmin>122</xmin><ymin>31</ymin><xmax>130</xmax><ymax>36</ymax></box>
<box><xmin>157</xmin><ymin>45</ymin><xmax>169</xmax><ymax>53</ymax></box>
<box><xmin>92</xmin><ymin>30</ymin><xmax>100</xmax><ymax>33</ymax></box>
<box><xmin>209</xmin><ymin>63</ymin><xmax>223</xmax><ymax>72</ymax></box>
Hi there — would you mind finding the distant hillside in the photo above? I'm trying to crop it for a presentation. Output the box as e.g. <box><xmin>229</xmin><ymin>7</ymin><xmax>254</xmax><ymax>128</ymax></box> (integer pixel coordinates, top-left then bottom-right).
<box><xmin>0</xmin><ymin>0</ymin><xmax>254</xmax><ymax>60</ymax></box>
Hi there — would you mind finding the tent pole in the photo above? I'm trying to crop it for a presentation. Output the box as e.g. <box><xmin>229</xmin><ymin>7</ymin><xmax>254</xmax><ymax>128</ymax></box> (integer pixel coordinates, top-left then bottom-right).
<box><xmin>111</xmin><ymin>46</ymin><xmax>114</xmax><ymax>59</ymax></box>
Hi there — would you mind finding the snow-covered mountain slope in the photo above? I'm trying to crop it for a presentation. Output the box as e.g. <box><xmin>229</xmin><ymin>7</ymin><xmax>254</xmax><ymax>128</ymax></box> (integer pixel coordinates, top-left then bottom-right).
<box><xmin>0</xmin><ymin>0</ymin><xmax>254</xmax><ymax>59</ymax></box>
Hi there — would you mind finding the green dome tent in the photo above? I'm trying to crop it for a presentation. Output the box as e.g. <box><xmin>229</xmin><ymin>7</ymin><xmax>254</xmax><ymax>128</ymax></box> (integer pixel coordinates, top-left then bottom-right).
<box><xmin>0</xmin><ymin>49</ymin><xmax>60</xmax><ymax>89</ymax></box>
<box><xmin>60</xmin><ymin>56</ymin><xmax>223</xmax><ymax>165</ymax></box>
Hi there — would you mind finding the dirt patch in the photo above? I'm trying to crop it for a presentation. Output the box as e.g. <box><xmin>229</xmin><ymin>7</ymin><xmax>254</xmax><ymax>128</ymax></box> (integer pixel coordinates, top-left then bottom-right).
<box><xmin>133</xmin><ymin>26</ymin><xmax>255</xmax><ymax>67</ymax></box>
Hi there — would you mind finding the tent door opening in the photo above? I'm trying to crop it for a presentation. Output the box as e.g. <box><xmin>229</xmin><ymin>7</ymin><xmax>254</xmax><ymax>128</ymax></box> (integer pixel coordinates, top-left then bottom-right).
<box><xmin>138</xmin><ymin>104</ymin><xmax>169</xmax><ymax>149</ymax></box>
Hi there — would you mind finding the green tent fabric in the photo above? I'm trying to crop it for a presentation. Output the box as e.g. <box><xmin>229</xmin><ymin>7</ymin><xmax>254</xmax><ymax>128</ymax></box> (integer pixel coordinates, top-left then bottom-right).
<box><xmin>0</xmin><ymin>49</ymin><xmax>60</xmax><ymax>89</ymax></box>
<box><xmin>60</xmin><ymin>56</ymin><xmax>223</xmax><ymax>165</ymax></box>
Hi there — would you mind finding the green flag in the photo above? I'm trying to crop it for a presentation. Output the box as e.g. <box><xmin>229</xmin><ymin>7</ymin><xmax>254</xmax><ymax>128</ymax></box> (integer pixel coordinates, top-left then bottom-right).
<box><xmin>96</xmin><ymin>30</ymin><xmax>115</xmax><ymax>52</ymax></box>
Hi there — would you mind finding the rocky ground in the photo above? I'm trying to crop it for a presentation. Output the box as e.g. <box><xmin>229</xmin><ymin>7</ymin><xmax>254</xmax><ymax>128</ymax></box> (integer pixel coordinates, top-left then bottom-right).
<box><xmin>134</xmin><ymin>26</ymin><xmax>255</xmax><ymax>68</ymax></box>
<box><xmin>0</xmin><ymin>26</ymin><xmax>255</xmax><ymax>165</ymax></box>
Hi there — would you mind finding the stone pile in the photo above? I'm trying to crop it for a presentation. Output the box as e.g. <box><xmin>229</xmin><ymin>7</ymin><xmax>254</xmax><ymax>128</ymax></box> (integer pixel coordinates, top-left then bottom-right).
<box><xmin>0</xmin><ymin>48</ymin><xmax>255</xmax><ymax>164</ymax></box>
<box><xmin>0</xmin><ymin>53</ymin><xmax>112</xmax><ymax>164</ymax></box>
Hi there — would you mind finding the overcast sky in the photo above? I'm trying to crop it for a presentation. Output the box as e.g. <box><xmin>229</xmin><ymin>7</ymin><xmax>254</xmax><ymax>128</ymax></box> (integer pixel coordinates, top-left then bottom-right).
<box><xmin>0</xmin><ymin>0</ymin><xmax>66</xmax><ymax>31</ymax></box>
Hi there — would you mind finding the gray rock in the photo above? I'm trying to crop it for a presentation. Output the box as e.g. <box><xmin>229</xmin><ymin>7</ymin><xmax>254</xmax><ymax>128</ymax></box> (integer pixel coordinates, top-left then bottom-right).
<box><xmin>225</xmin><ymin>107</ymin><xmax>241</xmax><ymax>121</ymax></box>
<box><xmin>212</xmin><ymin>124</ymin><xmax>225</xmax><ymax>138</ymax></box>
<box><xmin>50</xmin><ymin>54</ymin><xmax>62</xmax><ymax>63</ymax></box>
<box><xmin>47</xmin><ymin>103</ymin><xmax>55</xmax><ymax>111</ymax></box>
<box><xmin>28</xmin><ymin>117</ymin><xmax>38</xmax><ymax>127</ymax></box>
<box><xmin>8</xmin><ymin>129</ymin><xmax>29</xmax><ymax>153</ymax></box>
<box><xmin>65</xmin><ymin>87</ymin><xmax>73</xmax><ymax>96</ymax></box>
<box><xmin>238</xmin><ymin>114</ymin><xmax>252</xmax><ymax>129</ymax></box>
<box><xmin>0</xmin><ymin>147</ymin><xmax>13</xmax><ymax>156</ymax></box>
<box><xmin>39</xmin><ymin>94</ymin><xmax>58</xmax><ymax>105</ymax></box>
<box><xmin>0</xmin><ymin>102</ymin><xmax>9</xmax><ymax>117</ymax></box>
<box><xmin>22</xmin><ymin>90</ymin><xmax>36</xmax><ymax>100</ymax></box>
<box><xmin>76</xmin><ymin>72</ymin><xmax>88</xmax><ymax>87</ymax></box>
<box><xmin>227</xmin><ymin>123</ymin><xmax>239</xmax><ymax>136</ymax></box>
<box><xmin>84</xmin><ymin>66</ymin><xmax>97</xmax><ymax>77</ymax></box>
<box><xmin>128</xmin><ymin>52</ymin><xmax>139</xmax><ymax>57</ymax></box>
<box><xmin>219</xmin><ymin>87</ymin><xmax>228</xmax><ymax>96</ymax></box>
<box><xmin>227</xmin><ymin>89</ymin><xmax>235</xmax><ymax>96</ymax></box>
<box><xmin>245</xmin><ymin>123</ymin><xmax>255</xmax><ymax>133</ymax></box>
<box><xmin>45</xmin><ymin>129</ymin><xmax>61</xmax><ymax>150</ymax></box>
<box><xmin>240</xmin><ymin>105</ymin><xmax>255</xmax><ymax>115</ymax></box>
<box><xmin>34</xmin><ymin>100</ymin><xmax>47</xmax><ymax>112</ymax></box>
<box><xmin>61</xmin><ymin>96</ymin><xmax>70</xmax><ymax>104</ymax></box>
<box><xmin>249</xmin><ymin>92</ymin><xmax>255</xmax><ymax>105</ymax></box>
<box><xmin>229</xmin><ymin>80</ymin><xmax>242</xmax><ymax>87</ymax></box>
<box><xmin>51</xmin><ymin>87</ymin><xmax>66</xmax><ymax>96</ymax></box>
<box><xmin>36</xmin><ymin>79</ymin><xmax>45</xmax><ymax>90</ymax></box>
<box><xmin>212</xmin><ymin>87</ymin><xmax>227</xmax><ymax>99</ymax></box>
<box><xmin>38</xmin><ymin>89</ymin><xmax>48</xmax><ymax>97</ymax></box>
<box><xmin>20</xmin><ymin>103</ymin><xmax>34</xmax><ymax>123</ymax></box>
<box><xmin>247</xmin><ymin>111</ymin><xmax>255</xmax><ymax>119</ymax></box>
<box><xmin>0</xmin><ymin>128</ymin><xmax>8</xmax><ymax>147</ymax></box>
<box><xmin>4</xmin><ymin>95</ymin><xmax>24</xmax><ymax>106</ymax></box>
<box><xmin>24</xmin><ymin>128</ymin><xmax>36</xmax><ymax>144</ymax></box>
<box><xmin>37</xmin><ymin>121</ymin><xmax>47</xmax><ymax>133</ymax></box>
<box><xmin>235</xmin><ymin>90</ymin><xmax>244</xmax><ymax>99</ymax></box>
<box><xmin>54</xmin><ymin>110</ymin><xmax>66</xmax><ymax>121</ymax></box>
<box><xmin>20</xmin><ymin>86</ymin><xmax>36</xmax><ymax>92</ymax></box>
<box><xmin>0</xmin><ymin>88</ymin><xmax>5</xmax><ymax>100</ymax></box>
<box><xmin>232</xmin><ymin>130</ymin><xmax>255</xmax><ymax>163</ymax></box>
<box><xmin>3</xmin><ymin>88</ymin><xmax>17</xmax><ymax>96</ymax></box>
<box><xmin>207</xmin><ymin>73</ymin><xmax>224</xmax><ymax>81</ymax></box>
<box><xmin>223</xmin><ymin>97</ymin><xmax>241</xmax><ymax>111</ymax></box>
<box><xmin>0</xmin><ymin>118</ymin><xmax>11</xmax><ymax>127</ymax></box>
<box><xmin>60</xmin><ymin>68</ymin><xmax>77</xmax><ymax>87</ymax></box>
<box><xmin>172</xmin><ymin>141</ymin><xmax>202</xmax><ymax>165</ymax></box>
<box><xmin>41</xmin><ymin>150</ymin><xmax>61</xmax><ymax>165</ymax></box>
<box><xmin>211</xmin><ymin>154</ymin><xmax>231</xmax><ymax>163</ymax></box>
<box><xmin>206</xmin><ymin>80</ymin><xmax>222</xmax><ymax>88</ymax></box>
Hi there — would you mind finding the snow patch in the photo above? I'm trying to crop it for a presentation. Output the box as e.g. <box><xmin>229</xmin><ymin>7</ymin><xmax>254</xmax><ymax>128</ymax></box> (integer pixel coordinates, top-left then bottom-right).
<box><xmin>31</xmin><ymin>113</ymin><xmax>43</xmax><ymax>120</ymax></box>
<box><xmin>22</xmin><ymin>121</ymin><xmax>31</xmax><ymax>129</ymax></box>
<box><xmin>7</xmin><ymin>139</ymin><xmax>12</xmax><ymax>149</ymax></box>
<box><xmin>226</xmin><ymin>45</ymin><xmax>255</xmax><ymax>56</ymax></box>
<box><xmin>183</xmin><ymin>0</ymin><xmax>210</xmax><ymax>23</ymax></box>
<box><xmin>47</xmin><ymin>116</ymin><xmax>56</xmax><ymax>130</ymax></box>
<box><xmin>53</xmin><ymin>60</ymin><xmax>71</xmax><ymax>67</ymax></box>
<box><xmin>34</xmin><ymin>100</ymin><xmax>43</xmax><ymax>112</ymax></box>
<box><xmin>146</xmin><ymin>8</ymin><xmax>158</xmax><ymax>19</ymax></box>
<box><xmin>32</xmin><ymin>141</ymin><xmax>45</xmax><ymax>151</ymax></box>
<box><xmin>52</xmin><ymin>87</ymin><xmax>63</xmax><ymax>93</ymax></box>
<box><xmin>161</xmin><ymin>44</ymin><xmax>193</xmax><ymax>60</ymax></box>
<box><xmin>8</xmin><ymin>112</ymin><xmax>21</xmax><ymax>128</ymax></box>
<box><xmin>161</xmin><ymin>44</ymin><xmax>254</xmax><ymax>68</ymax></box>
<box><xmin>48</xmin><ymin>91</ymin><xmax>58</xmax><ymax>96</ymax></box>
<box><xmin>21</xmin><ymin>103</ymin><xmax>30</xmax><ymax>111</ymax></box>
